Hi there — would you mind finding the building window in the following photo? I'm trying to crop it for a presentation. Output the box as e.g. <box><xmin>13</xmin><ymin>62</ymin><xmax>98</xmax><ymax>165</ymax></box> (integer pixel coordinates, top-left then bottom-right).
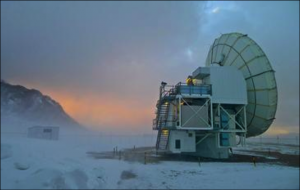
<box><xmin>188</xmin><ymin>133</ymin><xmax>193</xmax><ymax>137</ymax></box>
<box><xmin>175</xmin><ymin>139</ymin><xmax>181</xmax><ymax>149</ymax></box>
<box><xmin>220</xmin><ymin>133</ymin><xmax>229</xmax><ymax>146</ymax></box>
<box><xmin>44</xmin><ymin>129</ymin><xmax>52</xmax><ymax>133</ymax></box>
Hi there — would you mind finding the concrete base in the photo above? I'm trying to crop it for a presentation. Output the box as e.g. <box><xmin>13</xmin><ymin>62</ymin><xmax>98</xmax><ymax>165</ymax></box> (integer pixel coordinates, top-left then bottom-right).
<box><xmin>186</xmin><ymin>134</ymin><xmax>229</xmax><ymax>159</ymax></box>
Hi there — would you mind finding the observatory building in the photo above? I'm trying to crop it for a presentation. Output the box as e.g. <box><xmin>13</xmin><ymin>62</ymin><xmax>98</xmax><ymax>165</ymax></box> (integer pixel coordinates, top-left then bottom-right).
<box><xmin>153</xmin><ymin>32</ymin><xmax>278</xmax><ymax>159</ymax></box>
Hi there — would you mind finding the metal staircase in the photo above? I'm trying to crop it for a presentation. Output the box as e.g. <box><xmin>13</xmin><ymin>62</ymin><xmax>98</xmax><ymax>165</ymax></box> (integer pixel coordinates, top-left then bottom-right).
<box><xmin>153</xmin><ymin>83</ymin><xmax>175</xmax><ymax>151</ymax></box>
<box><xmin>156</xmin><ymin>129</ymin><xmax>169</xmax><ymax>150</ymax></box>
<box><xmin>154</xmin><ymin>101</ymin><xmax>171</xmax><ymax>150</ymax></box>
<box><xmin>157</xmin><ymin>102</ymin><xmax>169</xmax><ymax>127</ymax></box>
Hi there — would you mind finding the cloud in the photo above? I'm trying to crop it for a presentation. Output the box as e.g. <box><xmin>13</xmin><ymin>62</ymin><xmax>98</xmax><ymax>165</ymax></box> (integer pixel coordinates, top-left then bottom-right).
<box><xmin>1</xmin><ymin>1</ymin><xmax>204</xmax><ymax>134</ymax></box>
<box><xmin>1</xmin><ymin>1</ymin><xmax>299</xmax><ymax>135</ymax></box>
<box><xmin>1</xmin><ymin>1</ymin><xmax>203</xmax><ymax>89</ymax></box>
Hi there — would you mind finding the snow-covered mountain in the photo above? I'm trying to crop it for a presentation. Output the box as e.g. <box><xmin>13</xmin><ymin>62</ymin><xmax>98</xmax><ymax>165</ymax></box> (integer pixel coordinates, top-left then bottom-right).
<box><xmin>1</xmin><ymin>80</ymin><xmax>82</xmax><ymax>132</ymax></box>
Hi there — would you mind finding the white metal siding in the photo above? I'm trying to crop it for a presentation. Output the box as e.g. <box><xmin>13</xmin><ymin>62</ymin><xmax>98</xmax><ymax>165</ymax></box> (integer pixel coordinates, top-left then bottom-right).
<box><xmin>169</xmin><ymin>130</ymin><xmax>196</xmax><ymax>153</ymax></box>
<box><xmin>181</xmin><ymin>105</ymin><xmax>209</xmax><ymax>128</ymax></box>
<box><xmin>209</xmin><ymin>66</ymin><xmax>247</xmax><ymax>104</ymax></box>
<box><xmin>28</xmin><ymin>126</ymin><xmax>59</xmax><ymax>140</ymax></box>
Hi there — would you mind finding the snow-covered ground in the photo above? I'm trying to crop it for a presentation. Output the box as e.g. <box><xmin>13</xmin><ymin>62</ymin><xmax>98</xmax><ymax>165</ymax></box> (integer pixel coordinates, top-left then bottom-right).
<box><xmin>1</xmin><ymin>132</ymin><xmax>299</xmax><ymax>189</ymax></box>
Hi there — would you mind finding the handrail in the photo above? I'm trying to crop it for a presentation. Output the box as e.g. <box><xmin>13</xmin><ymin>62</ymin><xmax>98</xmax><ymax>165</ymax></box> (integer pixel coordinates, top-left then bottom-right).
<box><xmin>153</xmin><ymin>116</ymin><xmax>178</xmax><ymax>130</ymax></box>
<box><xmin>154</xmin><ymin>82</ymin><xmax>212</xmax><ymax>130</ymax></box>
<box><xmin>161</xmin><ymin>85</ymin><xmax>176</xmax><ymax>98</ymax></box>
<box><xmin>160</xmin><ymin>83</ymin><xmax>212</xmax><ymax>100</ymax></box>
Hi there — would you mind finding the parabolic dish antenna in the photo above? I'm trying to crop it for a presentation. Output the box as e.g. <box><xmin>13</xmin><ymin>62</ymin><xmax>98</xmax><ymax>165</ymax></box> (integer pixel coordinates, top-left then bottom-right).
<box><xmin>205</xmin><ymin>32</ymin><xmax>278</xmax><ymax>137</ymax></box>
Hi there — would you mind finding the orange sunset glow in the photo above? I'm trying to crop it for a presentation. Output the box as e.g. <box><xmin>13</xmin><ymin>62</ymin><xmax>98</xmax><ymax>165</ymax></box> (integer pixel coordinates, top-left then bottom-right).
<box><xmin>14</xmin><ymin>80</ymin><xmax>156</xmax><ymax>131</ymax></box>
<box><xmin>53</xmin><ymin>92</ymin><xmax>155</xmax><ymax>129</ymax></box>
<box><xmin>6</xmin><ymin>78</ymin><xmax>299</xmax><ymax>136</ymax></box>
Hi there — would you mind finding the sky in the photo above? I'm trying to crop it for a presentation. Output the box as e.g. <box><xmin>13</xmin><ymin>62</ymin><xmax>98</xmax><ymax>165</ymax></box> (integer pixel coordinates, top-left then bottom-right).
<box><xmin>1</xmin><ymin>1</ymin><xmax>299</xmax><ymax>136</ymax></box>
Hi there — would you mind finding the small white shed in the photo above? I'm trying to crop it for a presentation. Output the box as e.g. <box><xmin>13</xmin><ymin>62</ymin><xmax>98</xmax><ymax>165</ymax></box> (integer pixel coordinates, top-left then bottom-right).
<box><xmin>28</xmin><ymin>126</ymin><xmax>59</xmax><ymax>140</ymax></box>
